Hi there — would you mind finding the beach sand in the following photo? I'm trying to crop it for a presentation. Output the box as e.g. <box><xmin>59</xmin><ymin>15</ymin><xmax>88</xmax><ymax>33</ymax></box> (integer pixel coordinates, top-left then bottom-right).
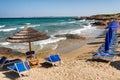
<box><xmin>1</xmin><ymin>27</ymin><xmax>120</xmax><ymax>80</ymax></box>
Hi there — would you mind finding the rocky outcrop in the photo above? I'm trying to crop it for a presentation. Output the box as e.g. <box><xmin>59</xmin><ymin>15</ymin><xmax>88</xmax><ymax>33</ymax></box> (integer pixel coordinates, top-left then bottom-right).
<box><xmin>55</xmin><ymin>34</ymin><xmax>86</xmax><ymax>40</ymax></box>
<box><xmin>92</xmin><ymin>21</ymin><xmax>106</xmax><ymax>26</ymax></box>
<box><xmin>0</xmin><ymin>47</ymin><xmax>12</xmax><ymax>54</ymax></box>
<box><xmin>75</xmin><ymin>13</ymin><xmax>120</xmax><ymax>26</ymax></box>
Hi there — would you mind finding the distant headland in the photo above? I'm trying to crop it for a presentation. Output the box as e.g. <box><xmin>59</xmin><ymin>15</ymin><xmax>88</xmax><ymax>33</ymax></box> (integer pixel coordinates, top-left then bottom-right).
<box><xmin>75</xmin><ymin>13</ymin><xmax>120</xmax><ymax>26</ymax></box>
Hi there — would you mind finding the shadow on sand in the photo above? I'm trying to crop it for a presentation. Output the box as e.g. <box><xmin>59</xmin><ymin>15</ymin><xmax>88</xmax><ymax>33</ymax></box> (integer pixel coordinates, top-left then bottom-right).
<box><xmin>96</xmin><ymin>36</ymin><xmax>105</xmax><ymax>38</ymax></box>
<box><xmin>87</xmin><ymin>41</ymin><xmax>104</xmax><ymax>45</ymax></box>
<box><xmin>87</xmin><ymin>59</ymin><xmax>120</xmax><ymax>70</ymax></box>
<box><xmin>118</xmin><ymin>41</ymin><xmax>120</xmax><ymax>44</ymax></box>
<box><xmin>40</xmin><ymin>62</ymin><xmax>53</xmax><ymax>68</ymax></box>
<box><xmin>2</xmin><ymin>71</ymin><xmax>19</xmax><ymax>80</ymax></box>
<box><xmin>0</xmin><ymin>67</ymin><xmax>19</xmax><ymax>80</ymax></box>
<box><xmin>110</xmin><ymin>61</ymin><xmax>120</xmax><ymax>70</ymax></box>
<box><xmin>86</xmin><ymin>59</ymin><xmax>109</xmax><ymax>63</ymax></box>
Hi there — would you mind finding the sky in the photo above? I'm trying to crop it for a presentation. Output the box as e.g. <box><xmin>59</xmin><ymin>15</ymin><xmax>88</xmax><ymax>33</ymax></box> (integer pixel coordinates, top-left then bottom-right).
<box><xmin>0</xmin><ymin>0</ymin><xmax>120</xmax><ymax>17</ymax></box>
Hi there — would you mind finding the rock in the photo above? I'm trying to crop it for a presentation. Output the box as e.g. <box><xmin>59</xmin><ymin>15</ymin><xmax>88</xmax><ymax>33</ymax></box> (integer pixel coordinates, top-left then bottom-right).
<box><xmin>55</xmin><ymin>34</ymin><xmax>86</xmax><ymax>40</ymax></box>
<box><xmin>0</xmin><ymin>47</ymin><xmax>12</xmax><ymax>54</ymax></box>
<box><xmin>55</xmin><ymin>34</ymin><xmax>66</xmax><ymax>37</ymax></box>
<box><xmin>92</xmin><ymin>21</ymin><xmax>106</xmax><ymax>26</ymax></box>
<box><xmin>65</xmin><ymin>34</ymin><xmax>86</xmax><ymax>39</ymax></box>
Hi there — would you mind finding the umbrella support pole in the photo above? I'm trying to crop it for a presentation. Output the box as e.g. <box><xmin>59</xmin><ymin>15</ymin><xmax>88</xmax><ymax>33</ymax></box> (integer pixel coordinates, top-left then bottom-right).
<box><xmin>29</xmin><ymin>42</ymin><xmax>32</xmax><ymax>59</ymax></box>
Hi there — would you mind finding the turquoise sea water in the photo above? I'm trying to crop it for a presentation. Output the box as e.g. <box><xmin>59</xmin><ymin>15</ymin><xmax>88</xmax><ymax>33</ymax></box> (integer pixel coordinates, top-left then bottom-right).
<box><xmin>0</xmin><ymin>17</ymin><xmax>103</xmax><ymax>51</ymax></box>
<box><xmin>0</xmin><ymin>17</ymin><xmax>75</xmax><ymax>39</ymax></box>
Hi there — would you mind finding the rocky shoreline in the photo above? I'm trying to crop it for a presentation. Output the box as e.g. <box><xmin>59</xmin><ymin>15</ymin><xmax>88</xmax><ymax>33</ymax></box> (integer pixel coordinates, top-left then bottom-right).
<box><xmin>55</xmin><ymin>34</ymin><xmax>86</xmax><ymax>40</ymax></box>
<box><xmin>75</xmin><ymin>13</ymin><xmax>120</xmax><ymax>26</ymax></box>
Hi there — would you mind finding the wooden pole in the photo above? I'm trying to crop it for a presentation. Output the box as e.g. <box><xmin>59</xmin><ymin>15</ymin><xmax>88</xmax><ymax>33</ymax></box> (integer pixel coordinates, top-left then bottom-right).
<box><xmin>29</xmin><ymin>41</ymin><xmax>32</xmax><ymax>59</ymax></box>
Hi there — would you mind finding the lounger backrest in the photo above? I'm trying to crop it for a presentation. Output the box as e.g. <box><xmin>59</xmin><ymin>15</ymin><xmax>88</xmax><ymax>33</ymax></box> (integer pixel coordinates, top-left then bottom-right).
<box><xmin>26</xmin><ymin>51</ymin><xmax>35</xmax><ymax>55</ymax></box>
<box><xmin>54</xmin><ymin>54</ymin><xmax>61</xmax><ymax>61</ymax></box>
<box><xmin>26</xmin><ymin>51</ymin><xmax>35</xmax><ymax>59</ymax></box>
<box><xmin>0</xmin><ymin>56</ymin><xmax>7</xmax><ymax>64</ymax></box>
<box><xmin>24</xmin><ymin>61</ymin><xmax>31</xmax><ymax>70</ymax></box>
<box><xmin>50</xmin><ymin>54</ymin><xmax>61</xmax><ymax>62</ymax></box>
<box><xmin>45</xmin><ymin>57</ymin><xmax>51</xmax><ymax>62</ymax></box>
<box><xmin>15</xmin><ymin>62</ymin><xmax>27</xmax><ymax>73</ymax></box>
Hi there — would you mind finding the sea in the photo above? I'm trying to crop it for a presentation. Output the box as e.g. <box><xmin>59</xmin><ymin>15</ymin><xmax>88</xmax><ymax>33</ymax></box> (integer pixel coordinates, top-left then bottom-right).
<box><xmin>0</xmin><ymin>17</ymin><xmax>104</xmax><ymax>52</ymax></box>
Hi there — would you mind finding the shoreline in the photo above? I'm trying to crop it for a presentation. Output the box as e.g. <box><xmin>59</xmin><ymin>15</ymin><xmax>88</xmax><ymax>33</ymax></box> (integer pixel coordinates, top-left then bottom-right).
<box><xmin>0</xmin><ymin>26</ymin><xmax>104</xmax><ymax>60</ymax></box>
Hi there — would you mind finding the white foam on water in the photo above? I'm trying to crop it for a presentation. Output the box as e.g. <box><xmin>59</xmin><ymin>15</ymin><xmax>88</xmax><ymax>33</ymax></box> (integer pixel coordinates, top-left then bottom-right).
<box><xmin>54</xmin><ymin>23</ymin><xmax>103</xmax><ymax>38</ymax></box>
<box><xmin>0</xmin><ymin>28</ymin><xmax>17</xmax><ymax>32</ymax></box>
<box><xmin>30</xmin><ymin>24</ymin><xmax>40</xmax><ymax>27</ymax></box>
<box><xmin>45</xmin><ymin>30</ymin><xmax>48</xmax><ymax>33</ymax></box>
<box><xmin>19</xmin><ymin>24</ymin><xmax>40</xmax><ymax>29</ymax></box>
<box><xmin>60</xmin><ymin>21</ymin><xmax>76</xmax><ymax>25</ymax></box>
<box><xmin>0</xmin><ymin>42</ymin><xmax>29</xmax><ymax>52</ymax></box>
<box><xmin>0</xmin><ymin>25</ymin><xmax>6</xmax><ymax>28</ymax></box>
<box><xmin>54</xmin><ymin>23</ymin><xmax>93</xmax><ymax>35</ymax></box>
<box><xmin>67</xmin><ymin>21</ymin><xmax>76</xmax><ymax>23</ymax></box>
<box><xmin>70</xmin><ymin>23</ymin><xmax>95</xmax><ymax>34</ymax></box>
<box><xmin>19</xmin><ymin>26</ymin><xmax>25</xmax><ymax>29</ymax></box>
<box><xmin>33</xmin><ymin>37</ymin><xmax>66</xmax><ymax>49</ymax></box>
<box><xmin>25</xmin><ymin>23</ymin><xmax>31</xmax><ymax>25</ymax></box>
<box><xmin>47</xmin><ymin>21</ymin><xmax>70</xmax><ymax>26</ymax></box>
<box><xmin>0</xmin><ymin>42</ymin><xmax>10</xmax><ymax>45</ymax></box>
<box><xmin>49</xmin><ymin>23</ymin><xmax>61</xmax><ymax>25</ymax></box>
<box><xmin>0</xmin><ymin>36</ymin><xmax>66</xmax><ymax>51</ymax></box>
<box><xmin>43</xmin><ymin>21</ymin><xmax>75</xmax><ymax>26</ymax></box>
<box><xmin>78</xmin><ymin>19</ymin><xmax>86</xmax><ymax>22</ymax></box>
<box><xmin>34</xmin><ymin>37</ymin><xmax>66</xmax><ymax>45</ymax></box>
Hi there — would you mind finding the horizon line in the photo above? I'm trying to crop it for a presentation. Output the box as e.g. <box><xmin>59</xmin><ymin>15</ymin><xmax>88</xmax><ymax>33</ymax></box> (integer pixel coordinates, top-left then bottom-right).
<box><xmin>0</xmin><ymin>16</ymin><xmax>79</xmax><ymax>18</ymax></box>
<box><xmin>0</xmin><ymin>13</ymin><xmax>119</xmax><ymax>18</ymax></box>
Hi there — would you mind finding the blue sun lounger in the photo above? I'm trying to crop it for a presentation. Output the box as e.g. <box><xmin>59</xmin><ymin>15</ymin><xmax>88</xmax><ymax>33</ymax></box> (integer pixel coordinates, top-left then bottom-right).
<box><xmin>0</xmin><ymin>56</ymin><xmax>22</xmax><ymax>68</ymax></box>
<box><xmin>93</xmin><ymin>53</ymin><xmax>115</xmax><ymax>59</ymax></box>
<box><xmin>93</xmin><ymin>21</ymin><xmax>119</xmax><ymax>60</ymax></box>
<box><xmin>24</xmin><ymin>61</ymin><xmax>31</xmax><ymax>70</ymax></box>
<box><xmin>45</xmin><ymin>54</ymin><xmax>61</xmax><ymax>66</ymax></box>
<box><xmin>98</xmin><ymin>44</ymin><xmax>116</xmax><ymax>53</ymax></box>
<box><xmin>98</xmin><ymin>28</ymin><xmax>118</xmax><ymax>53</ymax></box>
<box><xmin>0</xmin><ymin>56</ymin><xmax>7</xmax><ymax>68</ymax></box>
<box><xmin>7</xmin><ymin>61</ymin><xmax>30</xmax><ymax>77</ymax></box>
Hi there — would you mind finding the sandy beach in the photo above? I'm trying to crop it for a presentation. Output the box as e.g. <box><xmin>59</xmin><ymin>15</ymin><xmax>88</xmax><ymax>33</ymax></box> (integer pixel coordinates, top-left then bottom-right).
<box><xmin>0</xmin><ymin>26</ymin><xmax>120</xmax><ymax>80</ymax></box>
<box><xmin>1</xmin><ymin>0</ymin><xmax>120</xmax><ymax>79</ymax></box>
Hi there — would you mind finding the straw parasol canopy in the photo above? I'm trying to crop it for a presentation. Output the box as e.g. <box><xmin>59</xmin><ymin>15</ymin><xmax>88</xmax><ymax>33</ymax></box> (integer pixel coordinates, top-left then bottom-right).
<box><xmin>7</xmin><ymin>27</ymin><xmax>50</xmax><ymax>58</ymax></box>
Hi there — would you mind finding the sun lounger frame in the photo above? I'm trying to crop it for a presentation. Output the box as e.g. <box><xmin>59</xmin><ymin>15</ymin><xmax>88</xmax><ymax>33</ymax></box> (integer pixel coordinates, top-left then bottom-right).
<box><xmin>45</xmin><ymin>53</ymin><xmax>62</xmax><ymax>66</ymax></box>
<box><xmin>7</xmin><ymin>61</ymin><xmax>30</xmax><ymax>77</ymax></box>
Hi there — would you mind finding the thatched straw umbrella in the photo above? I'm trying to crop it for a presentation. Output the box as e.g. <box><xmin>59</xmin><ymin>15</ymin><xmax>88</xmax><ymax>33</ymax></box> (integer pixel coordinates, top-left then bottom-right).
<box><xmin>7</xmin><ymin>27</ymin><xmax>50</xmax><ymax>58</ymax></box>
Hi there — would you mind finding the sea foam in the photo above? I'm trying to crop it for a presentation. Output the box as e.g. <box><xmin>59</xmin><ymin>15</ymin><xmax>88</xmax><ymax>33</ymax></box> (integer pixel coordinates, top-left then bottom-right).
<box><xmin>30</xmin><ymin>24</ymin><xmax>40</xmax><ymax>27</ymax></box>
<box><xmin>0</xmin><ymin>25</ymin><xmax>6</xmax><ymax>28</ymax></box>
<box><xmin>0</xmin><ymin>28</ymin><xmax>17</xmax><ymax>32</ymax></box>
<box><xmin>25</xmin><ymin>23</ymin><xmax>31</xmax><ymax>25</ymax></box>
<box><xmin>0</xmin><ymin>37</ymin><xmax>66</xmax><ymax>50</ymax></box>
<box><xmin>0</xmin><ymin>42</ymin><xmax>10</xmax><ymax>45</ymax></box>
<box><xmin>33</xmin><ymin>37</ymin><xmax>66</xmax><ymax>49</ymax></box>
<box><xmin>19</xmin><ymin>24</ymin><xmax>40</xmax><ymax>29</ymax></box>
<box><xmin>54</xmin><ymin>23</ymin><xmax>103</xmax><ymax>38</ymax></box>
<box><xmin>25</xmin><ymin>23</ymin><xmax>40</xmax><ymax>27</ymax></box>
